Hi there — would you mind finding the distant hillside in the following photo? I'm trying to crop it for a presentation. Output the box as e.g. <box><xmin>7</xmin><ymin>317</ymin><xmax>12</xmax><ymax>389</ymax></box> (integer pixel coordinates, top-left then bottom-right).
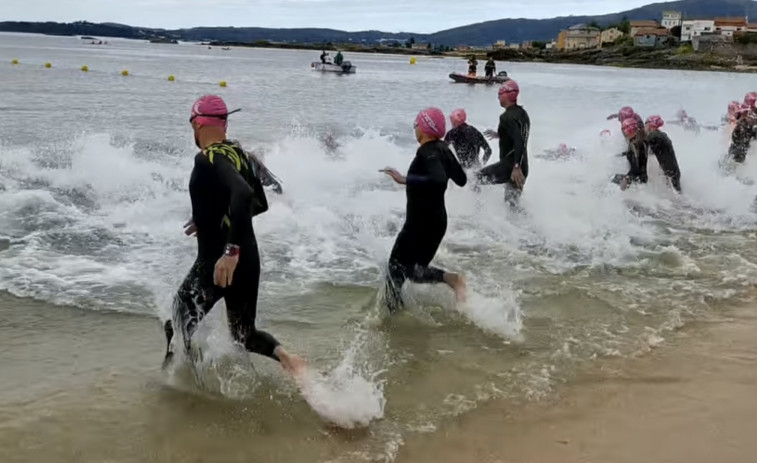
<box><xmin>2</xmin><ymin>0</ymin><xmax>756</xmax><ymax>46</ymax></box>
<box><xmin>429</xmin><ymin>0</ymin><xmax>757</xmax><ymax>44</ymax></box>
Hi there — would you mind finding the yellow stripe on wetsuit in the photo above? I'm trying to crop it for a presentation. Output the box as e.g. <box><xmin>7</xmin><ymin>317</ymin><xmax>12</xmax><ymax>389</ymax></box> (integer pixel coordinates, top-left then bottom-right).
<box><xmin>204</xmin><ymin>144</ymin><xmax>250</xmax><ymax>229</ymax></box>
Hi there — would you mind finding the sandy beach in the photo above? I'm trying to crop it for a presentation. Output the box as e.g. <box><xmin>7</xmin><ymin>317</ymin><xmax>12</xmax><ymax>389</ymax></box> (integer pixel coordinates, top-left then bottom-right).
<box><xmin>398</xmin><ymin>305</ymin><xmax>757</xmax><ymax>463</ymax></box>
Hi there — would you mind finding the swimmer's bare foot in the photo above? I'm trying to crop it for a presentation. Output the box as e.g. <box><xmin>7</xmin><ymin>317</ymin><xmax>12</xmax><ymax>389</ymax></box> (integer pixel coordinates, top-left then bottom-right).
<box><xmin>276</xmin><ymin>347</ymin><xmax>308</xmax><ymax>380</ymax></box>
<box><xmin>444</xmin><ymin>273</ymin><xmax>467</xmax><ymax>304</ymax></box>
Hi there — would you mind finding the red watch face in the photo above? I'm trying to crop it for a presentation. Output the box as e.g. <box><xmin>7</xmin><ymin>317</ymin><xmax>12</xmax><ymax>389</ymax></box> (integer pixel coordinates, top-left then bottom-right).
<box><xmin>225</xmin><ymin>245</ymin><xmax>240</xmax><ymax>256</ymax></box>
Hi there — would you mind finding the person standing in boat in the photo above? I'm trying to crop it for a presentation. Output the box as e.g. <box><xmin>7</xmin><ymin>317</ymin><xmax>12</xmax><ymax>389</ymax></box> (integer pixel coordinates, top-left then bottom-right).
<box><xmin>485</xmin><ymin>57</ymin><xmax>496</xmax><ymax>78</ymax></box>
<box><xmin>320</xmin><ymin>50</ymin><xmax>330</xmax><ymax>64</ymax></box>
<box><xmin>380</xmin><ymin>107</ymin><xmax>468</xmax><ymax>313</ymax></box>
<box><xmin>334</xmin><ymin>51</ymin><xmax>344</xmax><ymax>66</ymax></box>
<box><xmin>467</xmin><ymin>55</ymin><xmax>478</xmax><ymax>77</ymax></box>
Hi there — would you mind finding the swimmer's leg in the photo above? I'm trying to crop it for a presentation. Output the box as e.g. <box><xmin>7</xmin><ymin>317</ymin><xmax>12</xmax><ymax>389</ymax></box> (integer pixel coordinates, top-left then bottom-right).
<box><xmin>163</xmin><ymin>259</ymin><xmax>221</xmax><ymax>368</ymax></box>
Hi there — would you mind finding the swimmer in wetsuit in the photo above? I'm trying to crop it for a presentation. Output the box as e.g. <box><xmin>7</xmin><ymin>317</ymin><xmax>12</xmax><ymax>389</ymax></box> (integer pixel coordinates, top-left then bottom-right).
<box><xmin>729</xmin><ymin>104</ymin><xmax>755</xmax><ymax>163</ymax></box>
<box><xmin>724</xmin><ymin>101</ymin><xmax>741</xmax><ymax>128</ymax></box>
<box><xmin>644</xmin><ymin>115</ymin><xmax>681</xmax><ymax>193</ymax></box>
<box><xmin>162</xmin><ymin>95</ymin><xmax>306</xmax><ymax>378</ymax></box>
<box><xmin>443</xmin><ymin>109</ymin><xmax>492</xmax><ymax>169</ymax></box>
<box><xmin>612</xmin><ymin>117</ymin><xmax>648</xmax><ymax>190</ymax></box>
<box><xmin>479</xmin><ymin>80</ymin><xmax>530</xmax><ymax>208</ymax></box>
<box><xmin>381</xmin><ymin>107</ymin><xmax>467</xmax><ymax>313</ymax></box>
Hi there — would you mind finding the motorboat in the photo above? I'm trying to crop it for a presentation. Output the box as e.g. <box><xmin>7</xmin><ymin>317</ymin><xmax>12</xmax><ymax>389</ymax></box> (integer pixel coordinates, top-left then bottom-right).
<box><xmin>312</xmin><ymin>61</ymin><xmax>356</xmax><ymax>74</ymax></box>
<box><xmin>449</xmin><ymin>71</ymin><xmax>509</xmax><ymax>84</ymax></box>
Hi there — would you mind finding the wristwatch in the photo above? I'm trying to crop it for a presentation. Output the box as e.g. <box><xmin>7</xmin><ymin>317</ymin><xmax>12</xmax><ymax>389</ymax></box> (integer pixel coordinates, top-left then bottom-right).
<box><xmin>224</xmin><ymin>244</ymin><xmax>240</xmax><ymax>257</ymax></box>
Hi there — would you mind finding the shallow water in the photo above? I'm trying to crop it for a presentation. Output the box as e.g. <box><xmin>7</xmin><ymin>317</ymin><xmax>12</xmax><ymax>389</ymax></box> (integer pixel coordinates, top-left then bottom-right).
<box><xmin>2</xmin><ymin>32</ymin><xmax>757</xmax><ymax>462</ymax></box>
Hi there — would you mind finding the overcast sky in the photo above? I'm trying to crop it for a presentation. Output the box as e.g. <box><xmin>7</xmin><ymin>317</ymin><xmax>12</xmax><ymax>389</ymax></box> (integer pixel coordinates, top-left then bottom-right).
<box><xmin>2</xmin><ymin>0</ymin><xmax>656</xmax><ymax>33</ymax></box>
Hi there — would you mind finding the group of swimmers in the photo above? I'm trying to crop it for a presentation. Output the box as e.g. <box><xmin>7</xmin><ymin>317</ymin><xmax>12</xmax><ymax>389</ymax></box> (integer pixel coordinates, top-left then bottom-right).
<box><xmin>161</xmin><ymin>79</ymin><xmax>529</xmax><ymax>381</ymax></box>
<box><xmin>160</xmin><ymin>81</ymin><xmax>757</xmax><ymax>387</ymax></box>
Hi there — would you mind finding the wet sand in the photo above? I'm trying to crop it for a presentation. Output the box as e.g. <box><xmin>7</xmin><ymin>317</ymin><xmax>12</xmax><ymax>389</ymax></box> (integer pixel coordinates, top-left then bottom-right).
<box><xmin>398</xmin><ymin>305</ymin><xmax>757</xmax><ymax>463</ymax></box>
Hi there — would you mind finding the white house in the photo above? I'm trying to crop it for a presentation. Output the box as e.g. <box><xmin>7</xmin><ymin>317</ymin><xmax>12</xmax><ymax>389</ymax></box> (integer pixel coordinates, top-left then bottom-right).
<box><xmin>661</xmin><ymin>11</ymin><xmax>682</xmax><ymax>29</ymax></box>
<box><xmin>681</xmin><ymin>20</ymin><xmax>715</xmax><ymax>42</ymax></box>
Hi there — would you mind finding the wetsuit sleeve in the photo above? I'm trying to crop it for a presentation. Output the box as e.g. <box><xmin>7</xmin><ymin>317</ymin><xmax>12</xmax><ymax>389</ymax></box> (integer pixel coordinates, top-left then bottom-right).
<box><xmin>444</xmin><ymin>149</ymin><xmax>468</xmax><ymax>187</ymax></box>
<box><xmin>478</xmin><ymin>129</ymin><xmax>493</xmax><ymax>163</ymax></box>
<box><xmin>212</xmin><ymin>155</ymin><xmax>254</xmax><ymax>246</ymax></box>
<box><xmin>501</xmin><ymin>114</ymin><xmax>526</xmax><ymax>166</ymax></box>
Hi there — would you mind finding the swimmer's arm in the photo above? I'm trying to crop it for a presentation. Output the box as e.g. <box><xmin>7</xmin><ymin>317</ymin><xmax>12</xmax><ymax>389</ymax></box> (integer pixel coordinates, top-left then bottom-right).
<box><xmin>444</xmin><ymin>150</ymin><xmax>467</xmax><ymax>187</ymax></box>
<box><xmin>502</xmin><ymin>117</ymin><xmax>525</xmax><ymax>166</ymax></box>
<box><xmin>479</xmin><ymin>130</ymin><xmax>493</xmax><ymax>163</ymax></box>
<box><xmin>213</xmin><ymin>156</ymin><xmax>254</xmax><ymax>246</ymax></box>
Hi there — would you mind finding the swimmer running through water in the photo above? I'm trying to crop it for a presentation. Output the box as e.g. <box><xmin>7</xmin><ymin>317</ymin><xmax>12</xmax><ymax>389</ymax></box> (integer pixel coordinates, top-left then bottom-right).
<box><xmin>479</xmin><ymin>80</ymin><xmax>530</xmax><ymax>207</ymax></box>
<box><xmin>644</xmin><ymin>115</ymin><xmax>682</xmax><ymax>193</ymax></box>
<box><xmin>443</xmin><ymin>108</ymin><xmax>492</xmax><ymax>169</ymax></box>
<box><xmin>381</xmin><ymin>107</ymin><xmax>467</xmax><ymax>312</ymax></box>
<box><xmin>163</xmin><ymin>95</ymin><xmax>306</xmax><ymax>379</ymax></box>
<box><xmin>729</xmin><ymin>104</ymin><xmax>755</xmax><ymax>163</ymax></box>
<box><xmin>612</xmin><ymin>116</ymin><xmax>648</xmax><ymax>190</ymax></box>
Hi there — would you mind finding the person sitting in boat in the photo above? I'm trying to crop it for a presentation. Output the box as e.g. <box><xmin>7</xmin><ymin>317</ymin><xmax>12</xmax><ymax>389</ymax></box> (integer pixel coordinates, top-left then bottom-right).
<box><xmin>467</xmin><ymin>55</ymin><xmax>478</xmax><ymax>77</ymax></box>
<box><xmin>485</xmin><ymin>58</ymin><xmax>496</xmax><ymax>78</ymax></box>
<box><xmin>334</xmin><ymin>51</ymin><xmax>344</xmax><ymax>66</ymax></box>
<box><xmin>320</xmin><ymin>50</ymin><xmax>330</xmax><ymax>64</ymax></box>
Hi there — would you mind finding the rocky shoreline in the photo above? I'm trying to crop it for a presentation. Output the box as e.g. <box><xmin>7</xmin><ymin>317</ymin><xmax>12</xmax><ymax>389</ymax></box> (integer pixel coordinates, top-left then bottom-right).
<box><xmin>207</xmin><ymin>40</ymin><xmax>757</xmax><ymax>73</ymax></box>
<box><xmin>484</xmin><ymin>45</ymin><xmax>757</xmax><ymax>73</ymax></box>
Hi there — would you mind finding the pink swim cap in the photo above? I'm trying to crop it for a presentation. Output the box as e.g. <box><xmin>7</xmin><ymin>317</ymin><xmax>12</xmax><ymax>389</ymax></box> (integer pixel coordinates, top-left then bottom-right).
<box><xmin>736</xmin><ymin>103</ymin><xmax>751</xmax><ymax>115</ymax></box>
<box><xmin>415</xmin><ymin>107</ymin><xmax>446</xmax><ymax>139</ymax></box>
<box><xmin>728</xmin><ymin>101</ymin><xmax>741</xmax><ymax>114</ymax></box>
<box><xmin>618</xmin><ymin>107</ymin><xmax>635</xmax><ymax>121</ymax></box>
<box><xmin>450</xmin><ymin>109</ymin><xmax>467</xmax><ymax>127</ymax></box>
<box><xmin>745</xmin><ymin>92</ymin><xmax>757</xmax><ymax>107</ymax></box>
<box><xmin>622</xmin><ymin>117</ymin><xmax>639</xmax><ymax>137</ymax></box>
<box><xmin>498</xmin><ymin>80</ymin><xmax>520</xmax><ymax>101</ymax></box>
<box><xmin>645</xmin><ymin>115</ymin><xmax>664</xmax><ymax>130</ymax></box>
<box><xmin>191</xmin><ymin>95</ymin><xmax>240</xmax><ymax>129</ymax></box>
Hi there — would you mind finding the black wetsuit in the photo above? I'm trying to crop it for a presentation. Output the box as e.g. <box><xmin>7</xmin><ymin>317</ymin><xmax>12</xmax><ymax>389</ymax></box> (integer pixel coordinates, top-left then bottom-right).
<box><xmin>385</xmin><ymin>140</ymin><xmax>467</xmax><ymax>313</ymax></box>
<box><xmin>646</xmin><ymin>130</ymin><xmax>681</xmax><ymax>192</ymax></box>
<box><xmin>443</xmin><ymin>123</ymin><xmax>492</xmax><ymax>169</ymax></box>
<box><xmin>163</xmin><ymin>141</ymin><xmax>279</xmax><ymax>366</ymax></box>
<box><xmin>485</xmin><ymin>60</ymin><xmax>496</xmax><ymax>78</ymax></box>
<box><xmin>476</xmin><ymin>105</ymin><xmax>530</xmax><ymax>206</ymax></box>
<box><xmin>729</xmin><ymin>118</ymin><xmax>754</xmax><ymax>163</ymax></box>
<box><xmin>614</xmin><ymin>134</ymin><xmax>648</xmax><ymax>186</ymax></box>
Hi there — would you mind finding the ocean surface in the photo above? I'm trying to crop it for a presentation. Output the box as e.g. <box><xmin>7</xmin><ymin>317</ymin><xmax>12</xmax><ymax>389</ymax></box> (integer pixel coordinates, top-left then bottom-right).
<box><xmin>2</xmin><ymin>32</ymin><xmax>757</xmax><ymax>462</ymax></box>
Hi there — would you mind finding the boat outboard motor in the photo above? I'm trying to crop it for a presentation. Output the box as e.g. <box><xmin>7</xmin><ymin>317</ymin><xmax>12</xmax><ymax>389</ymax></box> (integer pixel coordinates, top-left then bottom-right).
<box><xmin>341</xmin><ymin>61</ymin><xmax>352</xmax><ymax>72</ymax></box>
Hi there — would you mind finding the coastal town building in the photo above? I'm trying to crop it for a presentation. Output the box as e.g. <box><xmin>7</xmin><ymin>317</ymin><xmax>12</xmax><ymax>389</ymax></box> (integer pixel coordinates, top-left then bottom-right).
<box><xmin>692</xmin><ymin>33</ymin><xmax>727</xmax><ymax>51</ymax></box>
<box><xmin>681</xmin><ymin>20</ymin><xmax>715</xmax><ymax>42</ymax></box>
<box><xmin>545</xmin><ymin>40</ymin><xmax>557</xmax><ymax>50</ymax></box>
<box><xmin>630</xmin><ymin>20</ymin><xmax>660</xmax><ymax>36</ymax></box>
<box><xmin>634</xmin><ymin>28</ymin><xmax>670</xmax><ymax>47</ymax></box>
<box><xmin>600</xmin><ymin>28</ymin><xmax>624</xmax><ymax>45</ymax></box>
<box><xmin>714</xmin><ymin>17</ymin><xmax>748</xmax><ymax>38</ymax></box>
<box><xmin>661</xmin><ymin>11</ymin><xmax>682</xmax><ymax>29</ymax></box>
<box><xmin>521</xmin><ymin>41</ymin><xmax>533</xmax><ymax>50</ymax></box>
<box><xmin>493</xmin><ymin>40</ymin><xmax>507</xmax><ymax>49</ymax></box>
<box><xmin>559</xmin><ymin>24</ymin><xmax>601</xmax><ymax>51</ymax></box>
